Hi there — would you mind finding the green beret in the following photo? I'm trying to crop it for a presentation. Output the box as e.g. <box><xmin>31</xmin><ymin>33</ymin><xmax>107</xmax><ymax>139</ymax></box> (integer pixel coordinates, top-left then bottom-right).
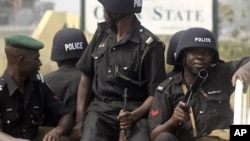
<box><xmin>4</xmin><ymin>34</ymin><xmax>44</xmax><ymax>50</ymax></box>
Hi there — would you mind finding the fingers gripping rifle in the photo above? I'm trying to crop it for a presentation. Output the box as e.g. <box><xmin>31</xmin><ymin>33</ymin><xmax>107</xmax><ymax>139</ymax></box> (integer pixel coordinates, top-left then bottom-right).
<box><xmin>184</xmin><ymin>69</ymin><xmax>208</xmax><ymax>109</ymax></box>
<box><xmin>119</xmin><ymin>88</ymin><xmax>128</xmax><ymax>141</ymax></box>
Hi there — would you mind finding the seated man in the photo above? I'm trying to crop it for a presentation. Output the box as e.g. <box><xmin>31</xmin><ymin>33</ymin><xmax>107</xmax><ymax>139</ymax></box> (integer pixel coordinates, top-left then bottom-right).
<box><xmin>0</xmin><ymin>34</ymin><xmax>74</xmax><ymax>141</ymax></box>
<box><xmin>44</xmin><ymin>28</ymin><xmax>88</xmax><ymax>121</ymax></box>
<box><xmin>148</xmin><ymin>27</ymin><xmax>250</xmax><ymax>141</ymax></box>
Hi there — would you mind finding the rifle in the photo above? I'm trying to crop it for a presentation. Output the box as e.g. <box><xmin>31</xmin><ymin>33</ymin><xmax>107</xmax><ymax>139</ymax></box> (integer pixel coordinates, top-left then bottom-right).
<box><xmin>184</xmin><ymin>69</ymin><xmax>208</xmax><ymax>109</ymax></box>
<box><xmin>119</xmin><ymin>88</ymin><xmax>128</xmax><ymax>141</ymax></box>
<box><xmin>179</xmin><ymin>69</ymin><xmax>208</xmax><ymax>126</ymax></box>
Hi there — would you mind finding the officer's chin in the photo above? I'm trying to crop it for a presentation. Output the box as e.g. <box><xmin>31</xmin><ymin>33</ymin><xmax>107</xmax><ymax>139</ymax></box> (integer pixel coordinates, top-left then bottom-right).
<box><xmin>191</xmin><ymin>66</ymin><xmax>207</xmax><ymax>74</ymax></box>
<box><xmin>191</xmin><ymin>69</ymin><xmax>199</xmax><ymax>75</ymax></box>
<box><xmin>191</xmin><ymin>65</ymin><xmax>209</xmax><ymax>74</ymax></box>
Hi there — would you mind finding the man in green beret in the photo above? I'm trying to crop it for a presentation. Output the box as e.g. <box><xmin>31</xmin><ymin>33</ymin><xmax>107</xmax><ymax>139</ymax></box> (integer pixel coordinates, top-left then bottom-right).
<box><xmin>0</xmin><ymin>34</ymin><xmax>74</xmax><ymax>141</ymax></box>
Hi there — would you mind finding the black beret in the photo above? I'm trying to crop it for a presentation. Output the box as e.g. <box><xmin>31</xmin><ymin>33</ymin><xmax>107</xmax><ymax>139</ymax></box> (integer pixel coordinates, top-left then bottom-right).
<box><xmin>4</xmin><ymin>34</ymin><xmax>44</xmax><ymax>50</ymax></box>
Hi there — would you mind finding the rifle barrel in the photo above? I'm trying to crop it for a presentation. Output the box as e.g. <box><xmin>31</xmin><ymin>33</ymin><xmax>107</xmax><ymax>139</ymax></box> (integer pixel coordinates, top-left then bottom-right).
<box><xmin>185</xmin><ymin>69</ymin><xmax>208</xmax><ymax>108</ymax></box>
<box><xmin>179</xmin><ymin>69</ymin><xmax>208</xmax><ymax>126</ymax></box>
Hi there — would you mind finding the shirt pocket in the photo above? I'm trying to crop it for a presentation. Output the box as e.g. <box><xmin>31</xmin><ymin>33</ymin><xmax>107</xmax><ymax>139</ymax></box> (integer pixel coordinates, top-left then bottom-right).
<box><xmin>91</xmin><ymin>47</ymin><xmax>106</xmax><ymax>61</ymax></box>
<box><xmin>91</xmin><ymin>47</ymin><xmax>107</xmax><ymax>71</ymax></box>
<box><xmin>2</xmin><ymin>109</ymin><xmax>19</xmax><ymax>125</ymax></box>
<box><xmin>114</xmin><ymin>59</ymin><xmax>143</xmax><ymax>86</ymax></box>
<box><xmin>206</xmin><ymin>92</ymin><xmax>231</xmax><ymax>116</ymax></box>
<box><xmin>30</xmin><ymin>105</ymin><xmax>43</xmax><ymax>125</ymax></box>
<box><xmin>205</xmin><ymin>94</ymin><xmax>233</xmax><ymax>129</ymax></box>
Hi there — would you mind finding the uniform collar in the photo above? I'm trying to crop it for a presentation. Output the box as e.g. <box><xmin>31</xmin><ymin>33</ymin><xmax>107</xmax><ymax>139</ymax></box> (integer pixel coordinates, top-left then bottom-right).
<box><xmin>172</xmin><ymin>70</ymin><xmax>211</xmax><ymax>86</ymax></box>
<box><xmin>169</xmin><ymin>72</ymin><xmax>184</xmax><ymax>85</ymax></box>
<box><xmin>126</xmin><ymin>17</ymin><xmax>142</xmax><ymax>44</ymax></box>
<box><xmin>2</xmin><ymin>70</ymin><xmax>18</xmax><ymax>96</ymax></box>
<box><xmin>59</xmin><ymin>64</ymin><xmax>76</xmax><ymax>69</ymax></box>
<box><xmin>2</xmin><ymin>70</ymin><xmax>34</xmax><ymax>96</ymax></box>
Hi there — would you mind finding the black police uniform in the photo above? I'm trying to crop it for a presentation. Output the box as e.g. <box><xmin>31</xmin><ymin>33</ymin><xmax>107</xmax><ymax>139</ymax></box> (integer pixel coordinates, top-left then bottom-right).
<box><xmin>76</xmin><ymin>17</ymin><xmax>166</xmax><ymax>141</ymax></box>
<box><xmin>148</xmin><ymin>57</ymin><xmax>250</xmax><ymax>141</ymax></box>
<box><xmin>44</xmin><ymin>64</ymin><xmax>81</xmax><ymax>116</ymax></box>
<box><xmin>0</xmin><ymin>70</ymin><xmax>69</xmax><ymax>140</ymax></box>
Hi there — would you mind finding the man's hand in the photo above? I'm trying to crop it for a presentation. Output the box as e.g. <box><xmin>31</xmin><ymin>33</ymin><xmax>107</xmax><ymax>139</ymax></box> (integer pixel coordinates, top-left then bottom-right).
<box><xmin>117</xmin><ymin>109</ymin><xmax>133</xmax><ymax>130</ymax></box>
<box><xmin>169</xmin><ymin>101</ymin><xmax>190</xmax><ymax>126</ymax></box>
<box><xmin>232</xmin><ymin>65</ymin><xmax>250</xmax><ymax>93</ymax></box>
<box><xmin>42</xmin><ymin>127</ymin><xmax>62</xmax><ymax>141</ymax></box>
<box><xmin>71</xmin><ymin>120</ymin><xmax>83</xmax><ymax>141</ymax></box>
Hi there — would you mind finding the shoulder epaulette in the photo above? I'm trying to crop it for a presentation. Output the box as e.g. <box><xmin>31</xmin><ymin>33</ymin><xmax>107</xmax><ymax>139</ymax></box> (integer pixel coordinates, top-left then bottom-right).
<box><xmin>156</xmin><ymin>77</ymin><xmax>174</xmax><ymax>93</ymax></box>
<box><xmin>130</xmin><ymin>27</ymin><xmax>164</xmax><ymax>87</ymax></box>
<box><xmin>0</xmin><ymin>78</ymin><xmax>6</xmax><ymax>91</ymax></box>
<box><xmin>139</xmin><ymin>26</ymin><xmax>159</xmax><ymax>46</ymax></box>
<box><xmin>139</xmin><ymin>26</ymin><xmax>166</xmax><ymax>53</ymax></box>
<box><xmin>32</xmin><ymin>73</ymin><xmax>44</xmax><ymax>83</ymax></box>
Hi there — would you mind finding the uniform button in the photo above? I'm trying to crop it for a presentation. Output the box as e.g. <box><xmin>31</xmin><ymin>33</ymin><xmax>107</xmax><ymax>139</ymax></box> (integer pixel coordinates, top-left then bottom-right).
<box><xmin>7</xmin><ymin>120</ymin><xmax>10</xmax><ymax>124</ymax></box>
<box><xmin>199</xmin><ymin>111</ymin><xmax>204</xmax><ymax>114</ymax></box>
<box><xmin>123</xmin><ymin>67</ymin><xmax>127</xmax><ymax>70</ymax></box>
<box><xmin>112</xmin><ymin>48</ymin><xmax>116</xmax><ymax>51</ymax></box>
<box><xmin>108</xmin><ymin>70</ymin><xmax>112</xmax><ymax>73</ymax></box>
<box><xmin>139</xmin><ymin>29</ymin><xmax>143</xmax><ymax>32</ymax></box>
<box><xmin>218</xmin><ymin>101</ymin><xmax>222</xmax><ymax>103</ymax></box>
<box><xmin>22</xmin><ymin>129</ymin><xmax>26</xmax><ymax>132</ymax></box>
<box><xmin>94</xmin><ymin>56</ymin><xmax>98</xmax><ymax>59</ymax></box>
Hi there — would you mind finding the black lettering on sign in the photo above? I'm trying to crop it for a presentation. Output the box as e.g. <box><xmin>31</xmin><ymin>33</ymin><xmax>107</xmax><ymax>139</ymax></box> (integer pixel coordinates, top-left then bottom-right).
<box><xmin>152</xmin><ymin>7</ymin><xmax>204</xmax><ymax>22</ymax></box>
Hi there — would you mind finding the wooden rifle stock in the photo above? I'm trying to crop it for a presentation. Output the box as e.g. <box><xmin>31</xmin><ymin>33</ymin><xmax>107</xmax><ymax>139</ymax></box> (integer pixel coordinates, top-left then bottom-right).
<box><xmin>119</xmin><ymin>88</ymin><xmax>128</xmax><ymax>141</ymax></box>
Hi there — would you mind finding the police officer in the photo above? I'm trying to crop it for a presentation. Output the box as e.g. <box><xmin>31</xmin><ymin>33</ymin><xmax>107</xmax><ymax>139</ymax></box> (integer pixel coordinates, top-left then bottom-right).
<box><xmin>44</xmin><ymin>28</ymin><xmax>88</xmax><ymax>120</ymax></box>
<box><xmin>0</xmin><ymin>34</ymin><xmax>74</xmax><ymax>141</ymax></box>
<box><xmin>166</xmin><ymin>30</ymin><xmax>185</xmax><ymax>78</ymax></box>
<box><xmin>148</xmin><ymin>27</ymin><xmax>250</xmax><ymax>141</ymax></box>
<box><xmin>71</xmin><ymin>0</ymin><xmax>166</xmax><ymax>141</ymax></box>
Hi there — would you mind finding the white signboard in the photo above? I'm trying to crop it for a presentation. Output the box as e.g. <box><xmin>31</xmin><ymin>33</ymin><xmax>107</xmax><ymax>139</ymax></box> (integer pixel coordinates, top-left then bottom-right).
<box><xmin>85</xmin><ymin>0</ymin><xmax>213</xmax><ymax>35</ymax></box>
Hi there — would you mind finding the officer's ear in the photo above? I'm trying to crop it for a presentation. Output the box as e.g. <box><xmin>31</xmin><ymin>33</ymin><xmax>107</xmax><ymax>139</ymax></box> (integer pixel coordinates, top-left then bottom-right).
<box><xmin>17</xmin><ymin>55</ymin><xmax>25</xmax><ymax>66</ymax></box>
